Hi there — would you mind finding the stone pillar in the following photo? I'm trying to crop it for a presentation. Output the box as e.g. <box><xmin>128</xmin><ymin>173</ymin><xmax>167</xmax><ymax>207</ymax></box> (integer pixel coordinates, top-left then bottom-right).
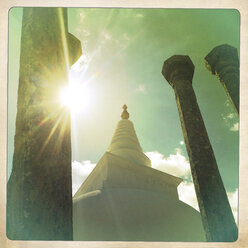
<box><xmin>205</xmin><ymin>44</ymin><xmax>239</xmax><ymax>115</ymax></box>
<box><xmin>162</xmin><ymin>55</ymin><xmax>238</xmax><ymax>242</ymax></box>
<box><xmin>7</xmin><ymin>8</ymin><xmax>82</xmax><ymax>240</ymax></box>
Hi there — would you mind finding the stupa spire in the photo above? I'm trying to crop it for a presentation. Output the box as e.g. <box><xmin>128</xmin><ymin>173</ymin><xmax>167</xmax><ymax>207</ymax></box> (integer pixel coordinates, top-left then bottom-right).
<box><xmin>108</xmin><ymin>105</ymin><xmax>151</xmax><ymax>167</ymax></box>
<box><xmin>121</xmin><ymin>104</ymin><xmax>129</xmax><ymax>119</ymax></box>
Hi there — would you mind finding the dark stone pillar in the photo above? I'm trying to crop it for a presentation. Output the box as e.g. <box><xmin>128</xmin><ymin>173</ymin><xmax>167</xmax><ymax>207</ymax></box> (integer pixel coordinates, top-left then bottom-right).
<box><xmin>7</xmin><ymin>7</ymin><xmax>82</xmax><ymax>240</ymax></box>
<box><xmin>162</xmin><ymin>55</ymin><xmax>238</xmax><ymax>242</ymax></box>
<box><xmin>205</xmin><ymin>44</ymin><xmax>239</xmax><ymax>115</ymax></box>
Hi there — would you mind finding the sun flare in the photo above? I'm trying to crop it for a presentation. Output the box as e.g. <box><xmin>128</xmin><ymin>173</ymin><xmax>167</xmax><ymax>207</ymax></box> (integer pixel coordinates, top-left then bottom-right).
<box><xmin>60</xmin><ymin>81</ymin><xmax>91</xmax><ymax>114</ymax></box>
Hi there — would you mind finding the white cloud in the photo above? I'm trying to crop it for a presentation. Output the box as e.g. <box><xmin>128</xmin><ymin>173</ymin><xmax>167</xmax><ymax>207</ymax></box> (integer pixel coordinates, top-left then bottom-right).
<box><xmin>100</xmin><ymin>31</ymin><xmax>112</xmax><ymax>46</ymax></box>
<box><xmin>146</xmin><ymin>150</ymin><xmax>238</xmax><ymax>222</ymax></box>
<box><xmin>178</xmin><ymin>183</ymin><xmax>238</xmax><ymax>223</ymax></box>
<box><xmin>71</xmin><ymin>153</ymin><xmax>238</xmax><ymax>224</ymax></box>
<box><xmin>226</xmin><ymin>113</ymin><xmax>234</xmax><ymax>119</ymax></box>
<box><xmin>222</xmin><ymin>100</ymin><xmax>239</xmax><ymax>132</ymax></box>
<box><xmin>72</xmin><ymin>160</ymin><xmax>96</xmax><ymax>196</ymax></box>
<box><xmin>146</xmin><ymin>150</ymin><xmax>198</xmax><ymax>210</ymax></box>
<box><xmin>79</xmin><ymin>11</ymin><xmax>86</xmax><ymax>22</ymax></box>
<box><xmin>146</xmin><ymin>150</ymin><xmax>199</xmax><ymax>211</ymax></box>
<box><xmin>179</xmin><ymin>182</ymin><xmax>238</xmax><ymax>220</ymax></box>
<box><xmin>221</xmin><ymin>113</ymin><xmax>239</xmax><ymax>132</ymax></box>
<box><xmin>75</xmin><ymin>11</ymin><xmax>90</xmax><ymax>40</ymax></box>
<box><xmin>227</xmin><ymin>189</ymin><xmax>238</xmax><ymax>223</ymax></box>
<box><xmin>146</xmin><ymin>149</ymin><xmax>191</xmax><ymax>179</ymax></box>
<box><xmin>230</xmin><ymin>122</ymin><xmax>239</xmax><ymax>131</ymax></box>
<box><xmin>136</xmin><ymin>84</ymin><xmax>147</xmax><ymax>94</ymax></box>
<box><xmin>224</xmin><ymin>99</ymin><xmax>231</xmax><ymax>107</ymax></box>
<box><xmin>178</xmin><ymin>181</ymin><xmax>199</xmax><ymax>211</ymax></box>
<box><xmin>222</xmin><ymin>112</ymin><xmax>235</xmax><ymax>122</ymax></box>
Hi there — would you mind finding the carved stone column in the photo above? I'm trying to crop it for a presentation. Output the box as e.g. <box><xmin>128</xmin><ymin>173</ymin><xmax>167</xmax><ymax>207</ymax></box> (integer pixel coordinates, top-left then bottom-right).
<box><xmin>7</xmin><ymin>8</ymin><xmax>82</xmax><ymax>240</ymax></box>
<box><xmin>205</xmin><ymin>44</ymin><xmax>239</xmax><ymax>115</ymax></box>
<box><xmin>162</xmin><ymin>55</ymin><xmax>238</xmax><ymax>241</ymax></box>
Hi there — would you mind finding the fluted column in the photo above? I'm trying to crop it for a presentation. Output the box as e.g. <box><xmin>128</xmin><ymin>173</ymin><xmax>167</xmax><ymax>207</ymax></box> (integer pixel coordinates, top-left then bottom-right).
<box><xmin>205</xmin><ymin>44</ymin><xmax>239</xmax><ymax>115</ymax></box>
<box><xmin>7</xmin><ymin>8</ymin><xmax>82</xmax><ymax>240</ymax></box>
<box><xmin>162</xmin><ymin>55</ymin><xmax>237</xmax><ymax>241</ymax></box>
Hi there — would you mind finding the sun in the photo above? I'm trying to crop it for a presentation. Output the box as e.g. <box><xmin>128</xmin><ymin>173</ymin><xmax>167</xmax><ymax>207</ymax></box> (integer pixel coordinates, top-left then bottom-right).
<box><xmin>60</xmin><ymin>81</ymin><xmax>91</xmax><ymax>114</ymax></box>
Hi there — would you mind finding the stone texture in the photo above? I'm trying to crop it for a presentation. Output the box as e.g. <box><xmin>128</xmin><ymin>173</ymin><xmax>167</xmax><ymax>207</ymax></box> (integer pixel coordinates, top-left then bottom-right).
<box><xmin>162</xmin><ymin>55</ymin><xmax>238</xmax><ymax>241</ymax></box>
<box><xmin>205</xmin><ymin>44</ymin><xmax>239</xmax><ymax>114</ymax></box>
<box><xmin>7</xmin><ymin>7</ymin><xmax>82</xmax><ymax>240</ymax></box>
<box><xmin>73</xmin><ymin>117</ymin><xmax>205</xmax><ymax>241</ymax></box>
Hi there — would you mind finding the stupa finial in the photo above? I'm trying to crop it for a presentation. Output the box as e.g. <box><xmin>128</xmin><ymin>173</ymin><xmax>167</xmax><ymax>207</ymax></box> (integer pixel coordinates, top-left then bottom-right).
<box><xmin>121</xmin><ymin>104</ymin><xmax>129</xmax><ymax>119</ymax></box>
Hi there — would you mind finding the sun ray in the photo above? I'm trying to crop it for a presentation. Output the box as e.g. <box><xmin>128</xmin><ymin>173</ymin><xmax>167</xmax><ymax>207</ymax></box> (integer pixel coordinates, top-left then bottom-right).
<box><xmin>84</xmin><ymin>29</ymin><xmax>144</xmax><ymax>85</ymax></box>
<box><xmin>56</xmin><ymin>111</ymin><xmax>71</xmax><ymax>152</ymax></box>
<box><xmin>38</xmin><ymin>110</ymin><xmax>66</xmax><ymax>158</ymax></box>
<box><xmin>82</xmin><ymin>27</ymin><xmax>143</xmax><ymax>83</ymax></box>
<box><xmin>58</xmin><ymin>7</ymin><xmax>70</xmax><ymax>73</ymax></box>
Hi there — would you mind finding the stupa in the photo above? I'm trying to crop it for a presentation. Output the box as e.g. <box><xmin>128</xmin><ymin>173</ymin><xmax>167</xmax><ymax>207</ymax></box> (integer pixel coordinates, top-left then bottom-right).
<box><xmin>73</xmin><ymin>105</ymin><xmax>206</xmax><ymax>241</ymax></box>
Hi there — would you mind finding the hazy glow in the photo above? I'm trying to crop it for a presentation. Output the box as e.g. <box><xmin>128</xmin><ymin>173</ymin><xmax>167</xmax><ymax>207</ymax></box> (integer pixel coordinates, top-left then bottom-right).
<box><xmin>58</xmin><ymin>8</ymin><xmax>70</xmax><ymax>72</ymax></box>
<box><xmin>60</xmin><ymin>81</ymin><xmax>91</xmax><ymax>114</ymax></box>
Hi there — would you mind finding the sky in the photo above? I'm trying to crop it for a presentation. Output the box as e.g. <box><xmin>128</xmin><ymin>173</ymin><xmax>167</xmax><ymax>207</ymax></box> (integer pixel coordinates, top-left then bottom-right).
<box><xmin>8</xmin><ymin>8</ymin><xmax>239</xmax><ymax>221</ymax></box>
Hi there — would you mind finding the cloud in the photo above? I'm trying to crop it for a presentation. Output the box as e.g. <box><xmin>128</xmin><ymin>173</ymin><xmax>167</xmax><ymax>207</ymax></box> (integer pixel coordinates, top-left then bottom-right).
<box><xmin>146</xmin><ymin>149</ymin><xmax>199</xmax><ymax>211</ymax></box>
<box><xmin>146</xmin><ymin>149</ymin><xmax>198</xmax><ymax>210</ymax></box>
<box><xmin>178</xmin><ymin>181</ymin><xmax>199</xmax><ymax>211</ymax></box>
<box><xmin>99</xmin><ymin>31</ymin><xmax>112</xmax><ymax>46</ymax></box>
<box><xmin>226</xmin><ymin>113</ymin><xmax>234</xmax><ymax>119</ymax></box>
<box><xmin>78</xmin><ymin>11</ymin><xmax>86</xmax><ymax>22</ymax></box>
<box><xmin>146</xmin><ymin>150</ymin><xmax>238</xmax><ymax>222</ymax></box>
<box><xmin>222</xmin><ymin>113</ymin><xmax>239</xmax><ymax>132</ymax></box>
<box><xmin>222</xmin><ymin>112</ymin><xmax>235</xmax><ymax>122</ymax></box>
<box><xmin>71</xmin><ymin>153</ymin><xmax>238</xmax><ymax>223</ymax></box>
<box><xmin>146</xmin><ymin>149</ymin><xmax>191</xmax><ymax>179</ymax></box>
<box><xmin>224</xmin><ymin>99</ymin><xmax>231</xmax><ymax>107</ymax></box>
<box><xmin>135</xmin><ymin>84</ymin><xmax>147</xmax><ymax>94</ymax></box>
<box><xmin>75</xmin><ymin>11</ymin><xmax>90</xmax><ymax>41</ymax></box>
<box><xmin>72</xmin><ymin>160</ymin><xmax>96</xmax><ymax>196</ymax></box>
<box><xmin>222</xmin><ymin>100</ymin><xmax>239</xmax><ymax>132</ymax></box>
<box><xmin>230</xmin><ymin>122</ymin><xmax>239</xmax><ymax>131</ymax></box>
<box><xmin>227</xmin><ymin>189</ymin><xmax>238</xmax><ymax>223</ymax></box>
<box><xmin>178</xmin><ymin>182</ymin><xmax>238</xmax><ymax>222</ymax></box>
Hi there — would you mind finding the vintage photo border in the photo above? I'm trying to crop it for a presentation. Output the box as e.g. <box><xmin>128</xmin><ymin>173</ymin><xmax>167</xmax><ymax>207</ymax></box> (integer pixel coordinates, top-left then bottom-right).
<box><xmin>1</xmin><ymin>0</ymin><xmax>247</xmax><ymax>247</ymax></box>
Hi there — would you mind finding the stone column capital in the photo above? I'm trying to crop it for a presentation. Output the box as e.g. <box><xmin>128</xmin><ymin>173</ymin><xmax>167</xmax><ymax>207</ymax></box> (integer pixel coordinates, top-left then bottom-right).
<box><xmin>205</xmin><ymin>44</ymin><xmax>239</xmax><ymax>76</ymax></box>
<box><xmin>162</xmin><ymin>55</ymin><xmax>195</xmax><ymax>87</ymax></box>
<box><xmin>205</xmin><ymin>44</ymin><xmax>239</xmax><ymax>115</ymax></box>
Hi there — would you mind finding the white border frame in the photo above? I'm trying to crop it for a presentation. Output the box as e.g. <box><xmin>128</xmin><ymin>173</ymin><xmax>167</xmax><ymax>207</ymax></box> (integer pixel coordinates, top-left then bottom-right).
<box><xmin>1</xmin><ymin>1</ymin><xmax>247</xmax><ymax>247</ymax></box>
